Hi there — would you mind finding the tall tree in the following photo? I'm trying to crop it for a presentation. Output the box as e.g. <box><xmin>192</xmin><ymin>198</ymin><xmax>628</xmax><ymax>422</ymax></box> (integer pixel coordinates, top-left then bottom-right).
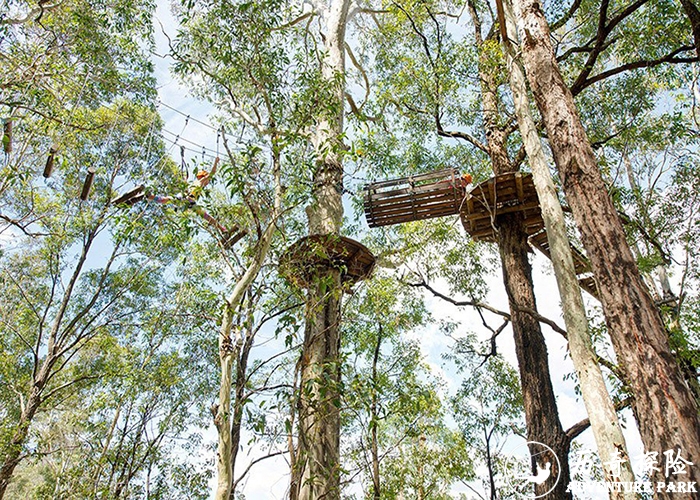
<box><xmin>171</xmin><ymin>0</ymin><xmax>356</xmax><ymax>496</ymax></box>
<box><xmin>500</xmin><ymin>0</ymin><xmax>635</xmax><ymax>492</ymax></box>
<box><xmin>509</xmin><ymin>0</ymin><xmax>700</xmax><ymax>491</ymax></box>
<box><xmin>291</xmin><ymin>0</ymin><xmax>351</xmax><ymax>498</ymax></box>
<box><xmin>0</xmin><ymin>101</ymin><xmax>186</xmax><ymax>497</ymax></box>
<box><xmin>370</xmin><ymin>2</ymin><xmax>572</xmax><ymax>495</ymax></box>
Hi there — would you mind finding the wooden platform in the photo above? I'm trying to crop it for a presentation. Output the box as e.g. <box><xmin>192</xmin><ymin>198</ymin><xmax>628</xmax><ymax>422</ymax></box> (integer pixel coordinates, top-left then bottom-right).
<box><xmin>363</xmin><ymin>168</ymin><xmax>468</xmax><ymax>228</ymax></box>
<box><xmin>460</xmin><ymin>172</ymin><xmax>544</xmax><ymax>242</ymax></box>
<box><xmin>459</xmin><ymin>171</ymin><xmax>598</xmax><ymax>298</ymax></box>
<box><xmin>279</xmin><ymin>235</ymin><xmax>376</xmax><ymax>289</ymax></box>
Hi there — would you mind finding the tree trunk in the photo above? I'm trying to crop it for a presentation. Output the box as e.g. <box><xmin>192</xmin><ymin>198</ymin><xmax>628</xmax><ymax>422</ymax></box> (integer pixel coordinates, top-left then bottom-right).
<box><xmin>228</xmin><ymin>324</ymin><xmax>254</xmax><ymax>498</ymax></box>
<box><xmin>466</xmin><ymin>2</ymin><xmax>571</xmax><ymax>497</ymax></box>
<box><xmin>370</xmin><ymin>326</ymin><xmax>382</xmax><ymax>500</ymax></box>
<box><xmin>295</xmin><ymin>282</ymin><xmax>342</xmax><ymax>500</ymax></box>
<box><xmin>213</xmin><ymin>149</ymin><xmax>282</xmax><ymax>500</ymax></box>
<box><xmin>499</xmin><ymin>215</ymin><xmax>572</xmax><ymax>499</ymax></box>
<box><xmin>484</xmin><ymin>425</ymin><xmax>497</xmax><ymax>500</ymax></box>
<box><xmin>501</xmin><ymin>1</ymin><xmax>636</xmax><ymax>494</ymax></box>
<box><xmin>0</xmin><ymin>365</ymin><xmax>49</xmax><ymax>498</ymax></box>
<box><xmin>292</xmin><ymin>1</ymin><xmax>350</xmax><ymax>498</ymax></box>
<box><xmin>214</xmin><ymin>307</ymin><xmax>237</xmax><ymax>500</ymax></box>
<box><xmin>511</xmin><ymin>0</ymin><xmax>700</xmax><ymax>493</ymax></box>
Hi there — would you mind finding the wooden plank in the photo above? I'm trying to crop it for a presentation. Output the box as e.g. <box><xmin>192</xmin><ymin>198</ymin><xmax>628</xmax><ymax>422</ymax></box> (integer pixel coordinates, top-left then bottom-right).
<box><xmin>368</xmin><ymin>189</ymin><xmax>463</xmax><ymax>209</ymax></box>
<box><xmin>368</xmin><ymin>181</ymin><xmax>465</xmax><ymax>203</ymax></box>
<box><xmin>369</xmin><ymin>206</ymin><xmax>463</xmax><ymax>225</ymax></box>
<box><xmin>365</xmin><ymin>168</ymin><xmax>458</xmax><ymax>191</ymax></box>
<box><xmin>578</xmin><ymin>276</ymin><xmax>599</xmax><ymax>298</ymax></box>
<box><xmin>463</xmin><ymin>201</ymin><xmax>541</xmax><ymax>220</ymax></box>
<box><xmin>368</xmin><ymin>206</ymin><xmax>464</xmax><ymax>226</ymax></box>
<box><xmin>367</xmin><ymin>194</ymin><xmax>463</xmax><ymax>216</ymax></box>
<box><xmin>367</xmin><ymin>192</ymin><xmax>461</xmax><ymax>212</ymax></box>
<box><xmin>80</xmin><ymin>168</ymin><xmax>96</xmax><ymax>201</ymax></box>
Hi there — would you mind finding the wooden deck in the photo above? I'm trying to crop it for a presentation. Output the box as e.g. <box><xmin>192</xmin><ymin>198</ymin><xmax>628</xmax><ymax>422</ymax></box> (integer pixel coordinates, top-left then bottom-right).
<box><xmin>460</xmin><ymin>171</ymin><xmax>598</xmax><ymax>298</ymax></box>
<box><xmin>364</xmin><ymin>168</ymin><xmax>467</xmax><ymax>227</ymax></box>
<box><xmin>279</xmin><ymin>235</ymin><xmax>376</xmax><ymax>289</ymax></box>
<box><xmin>364</xmin><ymin>169</ymin><xmax>599</xmax><ymax>299</ymax></box>
<box><xmin>460</xmin><ymin>172</ymin><xmax>544</xmax><ymax>242</ymax></box>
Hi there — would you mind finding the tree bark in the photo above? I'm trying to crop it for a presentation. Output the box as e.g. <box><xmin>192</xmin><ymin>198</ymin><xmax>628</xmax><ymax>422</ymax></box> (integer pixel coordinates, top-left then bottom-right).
<box><xmin>370</xmin><ymin>326</ymin><xmax>382</xmax><ymax>500</ymax></box>
<box><xmin>511</xmin><ymin>0</ymin><xmax>700</xmax><ymax>493</ymax></box>
<box><xmin>501</xmin><ymin>1</ymin><xmax>636</xmax><ymax>494</ymax></box>
<box><xmin>292</xmin><ymin>1</ymin><xmax>350</xmax><ymax>499</ymax></box>
<box><xmin>294</xmin><ymin>282</ymin><xmax>342</xmax><ymax>500</ymax></box>
<box><xmin>0</xmin><ymin>367</ymin><xmax>47</xmax><ymax>498</ymax></box>
<box><xmin>679</xmin><ymin>0</ymin><xmax>700</xmax><ymax>58</ymax></box>
<box><xmin>214</xmin><ymin>150</ymin><xmax>283</xmax><ymax>500</ymax></box>
<box><xmin>499</xmin><ymin>215</ymin><xmax>572</xmax><ymax>499</ymax></box>
<box><xmin>466</xmin><ymin>2</ymin><xmax>571</xmax><ymax>497</ymax></box>
<box><xmin>228</xmin><ymin>319</ymin><xmax>254</xmax><ymax>498</ymax></box>
<box><xmin>214</xmin><ymin>308</ymin><xmax>237</xmax><ymax>500</ymax></box>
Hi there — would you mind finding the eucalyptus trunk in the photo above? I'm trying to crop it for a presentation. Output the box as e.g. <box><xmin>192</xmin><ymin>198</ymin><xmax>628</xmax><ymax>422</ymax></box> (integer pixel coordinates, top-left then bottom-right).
<box><xmin>467</xmin><ymin>2</ymin><xmax>570</xmax><ymax>497</ymax></box>
<box><xmin>214</xmin><ymin>151</ymin><xmax>283</xmax><ymax>500</ymax></box>
<box><xmin>0</xmin><ymin>367</ymin><xmax>47</xmax><ymax>498</ymax></box>
<box><xmin>291</xmin><ymin>1</ymin><xmax>350</xmax><ymax>498</ymax></box>
<box><xmin>511</xmin><ymin>0</ymin><xmax>700</xmax><ymax>492</ymax></box>
<box><xmin>501</xmin><ymin>1</ymin><xmax>636</xmax><ymax>494</ymax></box>
<box><xmin>214</xmin><ymin>309</ymin><xmax>237</xmax><ymax>500</ymax></box>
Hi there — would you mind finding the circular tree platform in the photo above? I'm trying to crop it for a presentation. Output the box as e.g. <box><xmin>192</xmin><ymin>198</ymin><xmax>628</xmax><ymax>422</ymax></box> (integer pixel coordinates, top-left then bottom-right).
<box><xmin>279</xmin><ymin>235</ymin><xmax>376</xmax><ymax>289</ymax></box>
<box><xmin>460</xmin><ymin>172</ymin><xmax>544</xmax><ymax>242</ymax></box>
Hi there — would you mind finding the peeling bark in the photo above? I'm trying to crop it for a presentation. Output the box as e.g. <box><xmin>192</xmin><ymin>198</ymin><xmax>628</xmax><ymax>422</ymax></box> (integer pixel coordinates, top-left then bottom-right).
<box><xmin>466</xmin><ymin>1</ymin><xmax>571</xmax><ymax>496</ymax></box>
<box><xmin>511</xmin><ymin>0</ymin><xmax>700</xmax><ymax>494</ymax></box>
<box><xmin>292</xmin><ymin>1</ymin><xmax>351</xmax><ymax>499</ymax></box>
<box><xmin>501</xmin><ymin>1</ymin><xmax>635</xmax><ymax>494</ymax></box>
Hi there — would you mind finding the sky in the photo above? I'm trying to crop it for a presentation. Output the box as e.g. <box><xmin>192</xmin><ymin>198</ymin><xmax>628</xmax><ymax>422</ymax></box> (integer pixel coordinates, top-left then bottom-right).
<box><xmin>148</xmin><ymin>2</ymin><xmax>649</xmax><ymax>499</ymax></box>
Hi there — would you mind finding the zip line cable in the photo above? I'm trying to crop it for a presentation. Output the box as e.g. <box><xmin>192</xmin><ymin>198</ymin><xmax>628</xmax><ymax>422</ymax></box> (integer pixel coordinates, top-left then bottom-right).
<box><xmin>157</xmin><ymin>100</ymin><xmax>221</xmax><ymax>132</ymax></box>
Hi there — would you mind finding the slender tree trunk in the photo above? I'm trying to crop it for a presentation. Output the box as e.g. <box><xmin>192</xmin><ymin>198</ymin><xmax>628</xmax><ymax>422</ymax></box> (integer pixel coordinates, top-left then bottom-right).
<box><xmin>466</xmin><ymin>2</ymin><xmax>571</xmax><ymax>497</ymax></box>
<box><xmin>370</xmin><ymin>326</ymin><xmax>383</xmax><ymax>500</ymax></box>
<box><xmin>501</xmin><ymin>1</ymin><xmax>636</xmax><ymax>495</ymax></box>
<box><xmin>511</xmin><ymin>0</ymin><xmax>700</xmax><ymax>493</ymax></box>
<box><xmin>0</xmin><ymin>370</ymin><xmax>46</xmax><ymax>498</ymax></box>
<box><xmin>228</xmin><ymin>326</ymin><xmax>253</xmax><ymax>497</ymax></box>
<box><xmin>214</xmin><ymin>307</ymin><xmax>237</xmax><ymax>500</ymax></box>
<box><xmin>213</xmin><ymin>149</ymin><xmax>282</xmax><ymax>500</ymax></box>
<box><xmin>484</xmin><ymin>425</ymin><xmax>497</xmax><ymax>500</ymax></box>
<box><xmin>292</xmin><ymin>1</ymin><xmax>350</xmax><ymax>499</ymax></box>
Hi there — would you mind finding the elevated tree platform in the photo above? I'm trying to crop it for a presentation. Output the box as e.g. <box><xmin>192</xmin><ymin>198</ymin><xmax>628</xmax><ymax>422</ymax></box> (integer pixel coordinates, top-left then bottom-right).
<box><xmin>363</xmin><ymin>168</ymin><xmax>469</xmax><ymax>228</ymax></box>
<box><xmin>279</xmin><ymin>234</ymin><xmax>376</xmax><ymax>289</ymax></box>
<box><xmin>363</xmin><ymin>169</ymin><xmax>598</xmax><ymax>299</ymax></box>
<box><xmin>460</xmin><ymin>171</ymin><xmax>544</xmax><ymax>242</ymax></box>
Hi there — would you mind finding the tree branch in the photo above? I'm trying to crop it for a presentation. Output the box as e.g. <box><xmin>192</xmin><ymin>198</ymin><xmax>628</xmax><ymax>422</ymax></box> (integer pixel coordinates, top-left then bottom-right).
<box><xmin>551</xmin><ymin>0</ymin><xmax>583</xmax><ymax>31</ymax></box>
<box><xmin>407</xmin><ymin>278</ymin><xmax>511</xmax><ymax>319</ymax></box>
<box><xmin>565</xmin><ymin>396</ymin><xmax>633</xmax><ymax>440</ymax></box>
<box><xmin>233</xmin><ymin>449</ymin><xmax>288</xmax><ymax>490</ymax></box>
<box><xmin>573</xmin><ymin>48</ymin><xmax>698</xmax><ymax>94</ymax></box>
<box><xmin>0</xmin><ymin>214</ymin><xmax>50</xmax><ymax>237</ymax></box>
